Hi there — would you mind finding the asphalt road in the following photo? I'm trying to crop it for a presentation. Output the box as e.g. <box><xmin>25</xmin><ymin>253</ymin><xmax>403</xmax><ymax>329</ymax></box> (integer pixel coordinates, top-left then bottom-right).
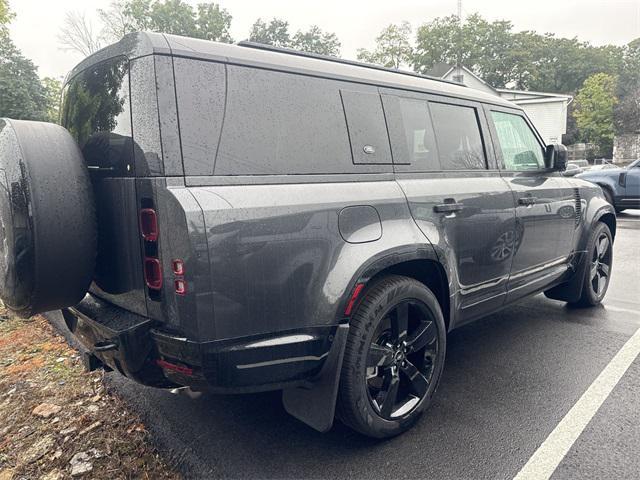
<box><xmin>50</xmin><ymin>211</ymin><xmax>640</xmax><ymax>479</ymax></box>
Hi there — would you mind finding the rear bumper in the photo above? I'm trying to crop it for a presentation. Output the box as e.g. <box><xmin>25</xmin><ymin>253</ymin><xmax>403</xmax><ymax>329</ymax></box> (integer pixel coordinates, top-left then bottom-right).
<box><xmin>63</xmin><ymin>293</ymin><xmax>338</xmax><ymax>393</ymax></box>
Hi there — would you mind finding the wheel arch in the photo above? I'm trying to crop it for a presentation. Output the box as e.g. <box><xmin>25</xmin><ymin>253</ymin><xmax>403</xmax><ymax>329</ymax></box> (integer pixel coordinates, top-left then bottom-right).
<box><xmin>341</xmin><ymin>247</ymin><xmax>451</xmax><ymax>332</ymax></box>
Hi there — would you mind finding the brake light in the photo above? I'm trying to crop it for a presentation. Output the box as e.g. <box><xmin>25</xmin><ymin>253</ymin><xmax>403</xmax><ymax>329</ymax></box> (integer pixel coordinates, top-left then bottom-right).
<box><xmin>144</xmin><ymin>257</ymin><xmax>163</xmax><ymax>290</ymax></box>
<box><xmin>139</xmin><ymin>208</ymin><xmax>158</xmax><ymax>241</ymax></box>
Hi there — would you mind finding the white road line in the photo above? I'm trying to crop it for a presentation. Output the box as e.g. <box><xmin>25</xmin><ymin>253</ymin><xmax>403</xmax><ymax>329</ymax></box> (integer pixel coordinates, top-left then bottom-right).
<box><xmin>513</xmin><ymin>326</ymin><xmax>640</xmax><ymax>480</ymax></box>
<box><xmin>604</xmin><ymin>304</ymin><xmax>640</xmax><ymax>316</ymax></box>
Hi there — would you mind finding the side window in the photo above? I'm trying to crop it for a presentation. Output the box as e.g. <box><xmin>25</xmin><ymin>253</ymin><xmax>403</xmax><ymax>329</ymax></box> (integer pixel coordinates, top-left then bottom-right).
<box><xmin>174</xmin><ymin>58</ymin><xmax>226</xmax><ymax>176</ymax></box>
<box><xmin>382</xmin><ymin>95</ymin><xmax>439</xmax><ymax>170</ymax></box>
<box><xmin>490</xmin><ymin>111</ymin><xmax>545</xmax><ymax>171</ymax></box>
<box><xmin>340</xmin><ymin>90</ymin><xmax>392</xmax><ymax>164</ymax></box>
<box><xmin>429</xmin><ymin>102</ymin><xmax>487</xmax><ymax>170</ymax></box>
<box><xmin>215</xmin><ymin>66</ymin><xmax>354</xmax><ymax>175</ymax></box>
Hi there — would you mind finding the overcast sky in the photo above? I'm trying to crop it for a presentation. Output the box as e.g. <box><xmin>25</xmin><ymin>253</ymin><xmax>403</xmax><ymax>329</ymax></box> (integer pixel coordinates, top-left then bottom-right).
<box><xmin>9</xmin><ymin>0</ymin><xmax>640</xmax><ymax>79</ymax></box>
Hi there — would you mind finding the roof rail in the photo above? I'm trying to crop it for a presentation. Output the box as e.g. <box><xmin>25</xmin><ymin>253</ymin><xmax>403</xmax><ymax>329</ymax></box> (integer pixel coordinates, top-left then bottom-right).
<box><xmin>236</xmin><ymin>41</ymin><xmax>467</xmax><ymax>88</ymax></box>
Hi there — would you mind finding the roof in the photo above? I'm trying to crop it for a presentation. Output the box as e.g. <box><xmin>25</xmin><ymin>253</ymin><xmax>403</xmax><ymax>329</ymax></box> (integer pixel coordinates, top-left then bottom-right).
<box><xmin>496</xmin><ymin>88</ymin><xmax>573</xmax><ymax>100</ymax></box>
<box><xmin>66</xmin><ymin>32</ymin><xmax>516</xmax><ymax>109</ymax></box>
<box><xmin>425</xmin><ymin>62</ymin><xmax>455</xmax><ymax>78</ymax></box>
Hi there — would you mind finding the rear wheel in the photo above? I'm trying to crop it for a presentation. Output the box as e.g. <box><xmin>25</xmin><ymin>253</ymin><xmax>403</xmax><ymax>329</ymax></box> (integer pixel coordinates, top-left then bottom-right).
<box><xmin>570</xmin><ymin>222</ymin><xmax>613</xmax><ymax>307</ymax></box>
<box><xmin>337</xmin><ymin>275</ymin><xmax>446</xmax><ymax>438</ymax></box>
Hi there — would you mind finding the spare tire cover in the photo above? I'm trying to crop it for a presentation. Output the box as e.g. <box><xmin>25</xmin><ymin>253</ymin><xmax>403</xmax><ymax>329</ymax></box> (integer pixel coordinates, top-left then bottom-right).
<box><xmin>0</xmin><ymin>119</ymin><xmax>96</xmax><ymax>317</ymax></box>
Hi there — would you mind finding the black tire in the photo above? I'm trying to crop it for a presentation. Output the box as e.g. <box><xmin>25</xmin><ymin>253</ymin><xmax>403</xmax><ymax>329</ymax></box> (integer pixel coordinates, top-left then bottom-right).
<box><xmin>337</xmin><ymin>275</ymin><xmax>446</xmax><ymax>438</ymax></box>
<box><xmin>0</xmin><ymin>119</ymin><xmax>96</xmax><ymax>317</ymax></box>
<box><xmin>570</xmin><ymin>222</ymin><xmax>613</xmax><ymax>307</ymax></box>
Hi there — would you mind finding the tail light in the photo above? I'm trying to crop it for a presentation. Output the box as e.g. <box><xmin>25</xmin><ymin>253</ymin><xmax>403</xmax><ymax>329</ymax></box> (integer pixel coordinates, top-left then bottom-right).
<box><xmin>144</xmin><ymin>258</ymin><xmax>163</xmax><ymax>290</ymax></box>
<box><xmin>141</xmin><ymin>201</ymin><xmax>162</xmax><ymax>296</ymax></box>
<box><xmin>139</xmin><ymin>208</ymin><xmax>158</xmax><ymax>241</ymax></box>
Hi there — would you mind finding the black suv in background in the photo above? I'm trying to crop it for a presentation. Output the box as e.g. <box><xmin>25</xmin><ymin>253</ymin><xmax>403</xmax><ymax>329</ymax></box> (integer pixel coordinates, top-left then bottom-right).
<box><xmin>0</xmin><ymin>33</ymin><xmax>616</xmax><ymax>438</ymax></box>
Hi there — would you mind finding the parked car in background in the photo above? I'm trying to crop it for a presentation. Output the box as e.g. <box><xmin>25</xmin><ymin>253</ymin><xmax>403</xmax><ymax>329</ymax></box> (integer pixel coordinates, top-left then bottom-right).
<box><xmin>584</xmin><ymin>163</ymin><xmax>617</xmax><ymax>172</ymax></box>
<box><xmin>0</xmin><ymin>32</ymin><xmax>617</xmax><ymax>439</ymax></box>
<box><xmin>563</xmin><ymin>163</ymin><xmax>583</xmax><ymax>176</ymax></box>
<box><xmin>568</xmin><ymin>159</ymin><xmax>589</xmax><ymax>169</ymax></box>
<box><xmin>576</xmin><ymin>158</ymin><xmax>640</xmax><ymax>212</ymax></box>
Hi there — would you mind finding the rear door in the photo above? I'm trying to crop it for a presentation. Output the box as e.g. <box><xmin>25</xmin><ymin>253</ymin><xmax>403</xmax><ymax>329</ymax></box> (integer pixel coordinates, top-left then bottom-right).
<box><xmin>383</xmin><ymin>90</ymin><xmax>517</xmax><ymax>325</ymax></box>
<box><xmin>485</xmin><ymin>107</ymin><xmax>577</xmax><ymax>302</ymax></box>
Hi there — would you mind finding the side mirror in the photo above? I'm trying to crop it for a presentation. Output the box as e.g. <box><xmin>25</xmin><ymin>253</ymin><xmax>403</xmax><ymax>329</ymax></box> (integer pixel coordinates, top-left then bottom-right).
<box><xmin>545</xmin><ymin>144</ymin><xmax>568</xmax><ymax>171</ymax></box>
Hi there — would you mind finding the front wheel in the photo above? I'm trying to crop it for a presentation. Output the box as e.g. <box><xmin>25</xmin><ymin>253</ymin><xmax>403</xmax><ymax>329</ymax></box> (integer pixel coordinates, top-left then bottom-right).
<box><xmin>570</xmin><ymin>222</ymin><xmax>613</xmax><ymax>307</ymax></box>
<box><xmin>337</xmin><ymin>275</ymin><xmax>446</xmax><ymax>438</ymax></box>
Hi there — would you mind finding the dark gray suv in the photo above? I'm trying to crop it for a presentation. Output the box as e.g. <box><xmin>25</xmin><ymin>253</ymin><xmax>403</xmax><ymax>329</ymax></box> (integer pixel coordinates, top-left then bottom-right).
<box><xmin>0</xmin><ymin>32</ymin><xmax>616</xmax><ymax>438</ymax></box>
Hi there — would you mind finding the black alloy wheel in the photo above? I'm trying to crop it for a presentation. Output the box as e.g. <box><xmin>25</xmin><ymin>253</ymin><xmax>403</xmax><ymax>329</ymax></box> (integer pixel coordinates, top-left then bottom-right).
<box><xmin>337</xmin><ymin>275</ymin><xmax>446</xmax><ymax>438</ymax></box>
<box><xmin>366</xmin><ymin>300</ymin><xmax>439</xmax><ymax>419</ymax></box>
<box><xmin>571</xmin><ymin>221</ymin><xmax>613</xmax><ymax>307</ymax></box>
<box><xmin>590</xmin><ymin>231</ymin><xmax>612</xmax><ymax>299</ymax></box>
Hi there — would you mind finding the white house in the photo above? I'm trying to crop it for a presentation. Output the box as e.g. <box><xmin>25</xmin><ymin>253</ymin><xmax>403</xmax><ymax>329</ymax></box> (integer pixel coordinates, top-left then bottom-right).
<box><xmin>427</xmin><ymin>64</ymin><xmax>572</xmax><ymax>145</ymax></box>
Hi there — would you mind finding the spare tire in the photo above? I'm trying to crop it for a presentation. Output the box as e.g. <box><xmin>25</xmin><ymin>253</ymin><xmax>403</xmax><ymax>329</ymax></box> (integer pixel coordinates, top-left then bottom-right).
<box><xmin>0</xmin><ymin>119</ymin><xmax>96</xmax><ymax>317</ymax></box>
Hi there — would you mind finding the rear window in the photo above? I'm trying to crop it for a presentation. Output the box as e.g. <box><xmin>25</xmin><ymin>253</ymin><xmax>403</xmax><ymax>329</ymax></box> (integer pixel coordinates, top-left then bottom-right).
<box><xmin>61</xmin><ymin>57</ymin><xmax>133</xmax><ymax>176</ymax></box>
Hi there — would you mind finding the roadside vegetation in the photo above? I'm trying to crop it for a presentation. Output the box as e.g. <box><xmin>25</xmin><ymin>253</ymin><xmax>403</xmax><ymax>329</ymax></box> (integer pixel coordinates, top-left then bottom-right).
<box><xmin>0</xmin><ymin>306</ymin><xmax>178</xmax><ymax>479</ymax></box>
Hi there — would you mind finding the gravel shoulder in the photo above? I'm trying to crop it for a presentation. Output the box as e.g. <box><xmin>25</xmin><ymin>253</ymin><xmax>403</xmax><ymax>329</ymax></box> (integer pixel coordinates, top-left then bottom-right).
<box><xmin>0</xmin><ymin>307</ymin><xmax>179</xmax><ymax>480</ymax></box>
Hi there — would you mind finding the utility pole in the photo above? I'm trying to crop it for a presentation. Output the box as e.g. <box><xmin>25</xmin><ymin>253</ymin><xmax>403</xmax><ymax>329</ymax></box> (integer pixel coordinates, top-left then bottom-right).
<box><xmin>454</xmin><ymin>0</ymin><xmax>464</xmax><ymax>83</ymax></box>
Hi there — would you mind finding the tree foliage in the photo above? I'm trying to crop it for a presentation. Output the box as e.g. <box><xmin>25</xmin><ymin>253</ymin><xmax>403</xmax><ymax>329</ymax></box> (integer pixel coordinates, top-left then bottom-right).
<box><xmin>0</xmin><ymin>0</ymin><xmax>14</xmax><ymax>31</ymax></box>
<box><xmin>357</xmin><ymin>22</ymin><xmax>413</xmax><ymax>69</ymax></box>
<box><xmin>291</xmin><ymin>25</ymin><xmax>341</xmax><ymax>56</ymax></box>
<box><xmin>95</xmin><ymin>0</ymin><xmax>233</xmax><ymax>44</ymax></box>
<box><xmin>614</xmin><ymin>38</ymin><xmax>640</xmax><ymax>134</ymax></box>
<box><xmin>0</xmin><ymin>38</ymin><xmax>47</xmax><ymax>120</ymax></box>
<box><xmin>413</xmin><ymin>13</ymin><xmax>624</xmax><ymax>93</ymax></box>
<box><xmin>573</xmin><ymin>73</ymin><xmax>618</xmax><ymax>156</ymax></box>
<box><xmin>42</xmin><ymin>76</ymin><xmax>63</xmax><ymax>123</ymax></box>
<box><xmin>248</xmin><ymin>18</ymin><xmax>291</xmax><ymax>47</ymax></box>
<box><xmin>248</xmin><ymin>17</ymin><xmax>340</xmax><ymax>56</ymax></box>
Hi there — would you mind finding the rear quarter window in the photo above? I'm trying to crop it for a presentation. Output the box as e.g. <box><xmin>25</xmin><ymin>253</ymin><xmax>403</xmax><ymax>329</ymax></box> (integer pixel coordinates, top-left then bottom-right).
<box><xmin>61</xmin><ymin>57</ymin><xmax>133</xmax><ymax>176</ymax></box>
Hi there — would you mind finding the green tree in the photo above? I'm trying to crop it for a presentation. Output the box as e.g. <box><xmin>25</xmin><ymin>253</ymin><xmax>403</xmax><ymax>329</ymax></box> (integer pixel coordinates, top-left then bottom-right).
<box><xmin>573</xmin><ymin>73</ymin><xmax>618</xmax><ymax>156</ymax></box>
<box><xmin>412</xmin><ymin>13</ymin><xmax>625</xmax><ymax>93</ymax></box>
<box><xmin>195</xmin><ymin>3</ymin><xmax>232</xmax><ymax>42</ymax></box>
<box><xmin>248</xmin><ymin>17</ymin><xmax>291</xmax><ymax>47</ymax></box>
<box><xmin>96</xmin><ymin>0</ymin><xmax>233</xmax><ymax>45</ymax></box>
<box><xmin>357</xmin><ymin>22</ymin><xmax>413</xmax><ymax>69</ymax></box>
<box><xmin>1</xmin><ymin>0</ymin><xmax>14</xmax><ymax>31</ymax></box>
<box><xmin>614</xmin><ymin>38</ymin><xmax>640</xmax><ymax>134</ymax></box>
<box><xmin>291</xmin><ymin>25</ymin><xmax>340</xmax><ymax>56</ymax></box>
<box><xmin>42</xmin><ymin>77</ymin><xmax>63</xmax><ymax>123</ymax></box>
<box><xmin>0</xmin><ymin>39</ymin><xmax>47</xmax><ymax>120</ymax></box>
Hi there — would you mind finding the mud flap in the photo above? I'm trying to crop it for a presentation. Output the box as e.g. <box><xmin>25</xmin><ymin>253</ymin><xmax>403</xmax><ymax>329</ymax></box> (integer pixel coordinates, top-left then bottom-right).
<box><xmin>282</xmin><ymin>324</ymin><xmax>349</xmax><ymax>433</ymax></box>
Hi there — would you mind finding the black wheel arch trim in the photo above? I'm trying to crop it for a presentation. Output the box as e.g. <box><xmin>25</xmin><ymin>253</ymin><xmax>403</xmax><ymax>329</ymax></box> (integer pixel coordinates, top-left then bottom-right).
<box><xmin>338</xmin><ymin>245</ymin><xmax>449</xmax><ymax>325</ymax></box>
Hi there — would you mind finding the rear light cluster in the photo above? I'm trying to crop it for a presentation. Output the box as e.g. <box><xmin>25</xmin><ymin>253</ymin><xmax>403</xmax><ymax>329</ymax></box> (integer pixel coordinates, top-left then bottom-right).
<box><xmin>140</xmin><ymin>199</ymin><xmax>188</xmax><ymax>299</ymax></box>
<box><xmin>140</xmin><ymin>201</ymin><xmax>162</xmax><ymax>299</ymax></box>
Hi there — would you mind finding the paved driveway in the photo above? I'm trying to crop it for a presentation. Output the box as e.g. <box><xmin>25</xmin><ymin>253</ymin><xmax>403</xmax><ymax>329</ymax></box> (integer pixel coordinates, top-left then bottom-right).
<box><xmin>49</xmin><ymin>211</ymin><xmax>640</xmax><ymax>479</ymax></box>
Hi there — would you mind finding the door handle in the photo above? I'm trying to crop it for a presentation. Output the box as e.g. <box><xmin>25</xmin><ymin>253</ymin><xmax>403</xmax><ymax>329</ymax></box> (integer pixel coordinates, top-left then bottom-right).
<box><xmin>518</xmin><ymin>196</ymin><xmax>537</xmax><ymax>206</ymax></box>
<box><xmin>434</xmin><ymin>201</ymin><xmax>464</xmax><ymax>213</ymax></box>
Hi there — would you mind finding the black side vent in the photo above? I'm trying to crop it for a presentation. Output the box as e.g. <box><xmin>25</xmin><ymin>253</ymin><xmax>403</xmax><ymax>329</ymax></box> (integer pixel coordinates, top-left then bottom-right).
<box><xmin>573</xmin><ymin>188</ymin><xmax>582</xmax><ymax>227</ymax></box>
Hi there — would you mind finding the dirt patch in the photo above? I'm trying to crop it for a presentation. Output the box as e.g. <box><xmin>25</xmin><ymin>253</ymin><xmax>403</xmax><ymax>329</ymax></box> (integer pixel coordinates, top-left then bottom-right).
<box><xmin>0</xmin><ymin>307</ymin><xmax>180</xmax><ymax>479</ymax></box>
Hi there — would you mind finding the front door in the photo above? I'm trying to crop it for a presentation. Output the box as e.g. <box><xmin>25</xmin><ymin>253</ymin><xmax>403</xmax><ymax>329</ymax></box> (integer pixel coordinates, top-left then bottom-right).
<box><xmin>485</xmin><ymin>107</ymin><xmax>577</xmax><ymax>302</ymax></box>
